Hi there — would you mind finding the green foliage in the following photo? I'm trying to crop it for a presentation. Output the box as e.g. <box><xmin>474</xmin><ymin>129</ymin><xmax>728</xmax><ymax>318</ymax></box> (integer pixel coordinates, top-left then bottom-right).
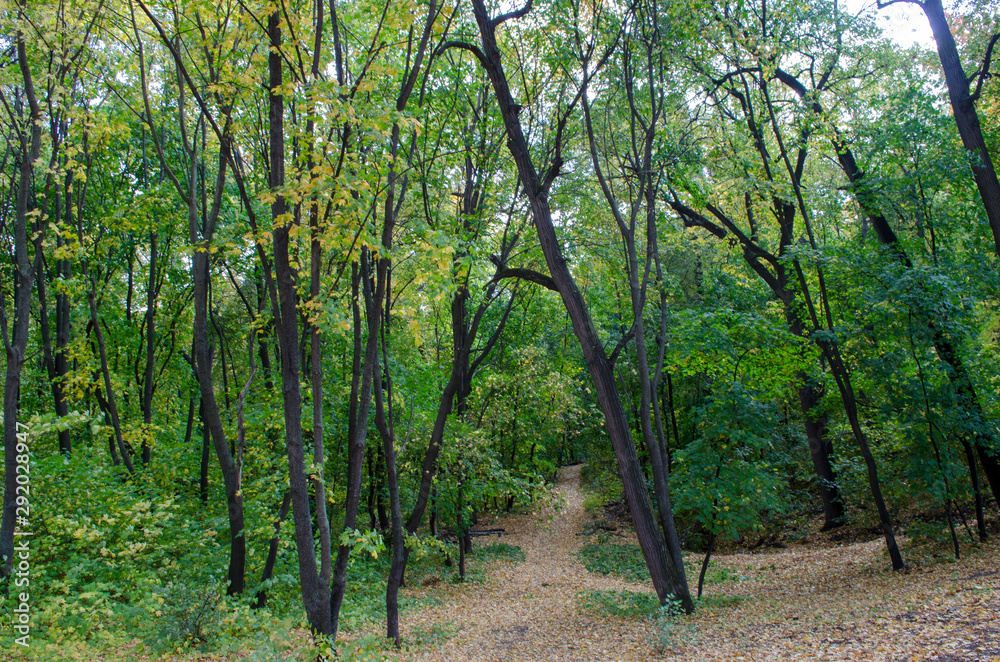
<box><xmin>577</xmin><ymin>589</ymin><xmax>660</xmax><ymax>618</ymax></box>
<box><xmin>5</xmin><ymin>0</ymin><xmax>1000</xmax><ymax>655</ymax></box>
<box><xmin>477</xmin><ymin>541</ymin><xmax>526</xmax><ymax>564</ymax></box>
<box><xmin>577</xmin><ymin>541</ymin><xmax>648</xmax><ymax>583</ymax></box>
<box><xmin>152</xmin><ymin>582</ymin><xmax>223</xmax><ymax>648</ymax></box>
<box><xmin>671</xmin><ymin>382</ymin><xmax>789</xmax><ymax>541</ymax></box>
<box><xmin>651</xmin><ymin>595</ymin><xmax>692</xmax><ymax>653</ymax></box>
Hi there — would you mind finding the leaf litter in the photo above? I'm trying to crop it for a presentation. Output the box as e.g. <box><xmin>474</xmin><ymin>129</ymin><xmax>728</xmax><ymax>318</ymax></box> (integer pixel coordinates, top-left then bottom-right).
<box><xmin>357</xmin><ymin>464</ymin><xmax>1000</xmax><ymax>661</ymax></box>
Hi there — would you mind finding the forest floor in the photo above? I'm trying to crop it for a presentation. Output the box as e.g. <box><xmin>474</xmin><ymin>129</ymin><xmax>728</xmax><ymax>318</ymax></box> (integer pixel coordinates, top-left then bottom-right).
<box><xmin>365</xmin><ymin>464</ymin><xmax>1000</xmax><ymax>662</ymax></box>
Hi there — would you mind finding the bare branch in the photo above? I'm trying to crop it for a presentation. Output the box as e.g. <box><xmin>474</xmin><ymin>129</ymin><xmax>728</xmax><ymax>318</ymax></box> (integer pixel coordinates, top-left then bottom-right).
<box><xmin>667</xmin><ymin>194</ymin><xmax>728</xmax><ymax>239</ymax></box>
<box><xmin>487</xmin><ymin>254</ymin><xmax>557</xmax><ymax>291</ymax></box>
<box><xmin>608</xmin><ymin>325</ymin><xmax>635</xmax><ymax>365</ymax></box>
<box><xmin>970</xmin><ymin>32</ymin><xmax>1000</xmax><ymax>101</ymax></box>
<box><xmin>436</xmin><ymin>40</ymin><xmax>488</xmax><ymax>69</ymax></box>
<box><xmin>492</xmin><ymin>0</ymin><xmax>532</xmax><ymax>28</ymax></box>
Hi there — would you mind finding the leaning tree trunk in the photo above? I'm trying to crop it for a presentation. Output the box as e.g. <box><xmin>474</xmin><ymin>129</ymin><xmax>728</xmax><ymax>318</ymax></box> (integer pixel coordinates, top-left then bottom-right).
<box><xmin>330</xmin><ymin>248</ymin><xmax>381</xmax><ymax>639</ymax></box>
<box><xmin>467</xmin><ymin>0</ymin><xmax>692</xmax><ymax>610</ymax></box>
<box><xmin>776</xmin><ymin>66</ymin><xmax>1000</xmax><ymax>523</ymax></box>
<box><xmin>919</xmin><ymin>0</ymin><xmax>1000</xmax><ymax>256</ymax></box>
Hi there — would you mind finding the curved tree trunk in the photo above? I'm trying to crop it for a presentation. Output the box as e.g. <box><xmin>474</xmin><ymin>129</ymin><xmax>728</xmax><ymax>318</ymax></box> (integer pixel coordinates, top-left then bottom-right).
<box><xmin>467</xmin><ymin>0</ymin><xmax>692</xmax><ymax>610</ymax></box>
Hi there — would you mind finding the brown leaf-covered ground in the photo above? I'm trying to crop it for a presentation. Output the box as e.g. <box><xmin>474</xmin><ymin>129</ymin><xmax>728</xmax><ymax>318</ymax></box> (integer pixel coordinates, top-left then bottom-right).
<box><xmin>367</xmin><ymin>464</ymin><xmax>1000</xmax><ymax>661</ymax></box>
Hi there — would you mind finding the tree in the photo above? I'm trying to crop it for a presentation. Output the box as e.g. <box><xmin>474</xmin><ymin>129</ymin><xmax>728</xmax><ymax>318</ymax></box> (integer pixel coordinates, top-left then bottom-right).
<box><xmin>450</xmin><ymin>0</ymin><xmax>694</xmax><ymax>610</ymax></box>
<box><xmin>882</xmin><ymin>0</ymin><xmax>1000</xmax><ymax>255</ymax></box>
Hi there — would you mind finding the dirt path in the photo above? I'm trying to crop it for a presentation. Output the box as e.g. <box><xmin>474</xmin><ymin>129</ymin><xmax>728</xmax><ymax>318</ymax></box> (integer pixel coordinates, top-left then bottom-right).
<box><xmin>387</xmin><ymin>465</ymin><xmax>1000</xmax><ymax>662</ymax></box>
<box><xmin>396</xmin><ymin>463</ymin><xmax>655</xmax><ymax>661</ymax></box>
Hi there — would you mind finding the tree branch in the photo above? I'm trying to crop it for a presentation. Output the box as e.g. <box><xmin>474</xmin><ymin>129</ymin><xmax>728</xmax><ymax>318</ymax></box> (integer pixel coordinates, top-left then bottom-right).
<box><xmin>608</xmin><ymin>326</ymin><xmax>635</xmax><ymax>365</ymax></box>
<box><xmin>970</xmin><ymin>32</ymin><xmax>1000</xmax><ymax>101</ymax></box>
<box><xmin>876</xmin><ymin>0</ymin><xmax>923</xmax><ymax>8</ymax></box>
<box><xmin>487</xmin><ymin>254</ymin><xmax>557</xmax><ymax>291</ymax></box>
<box><xmin>436</xmin><ymin>40</ymin><xmax>488</xmax><ymax>69</ymax></box>
<box><xmin>492</xmin><ymin>0</ymin><xmax>532</xmax><ymax>28</ymax></box>
<box><xmin>667</xmin><ymin>194</ymin><xmax>727</xmax><ymax>239</ymax></box>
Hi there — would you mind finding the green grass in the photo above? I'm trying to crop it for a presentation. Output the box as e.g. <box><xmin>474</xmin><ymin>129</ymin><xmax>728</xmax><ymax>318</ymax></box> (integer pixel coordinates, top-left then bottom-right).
<box><xmin>405</xmin><ymin>621</ymin><xmax>457</xmax><ymax>649</ymax></box>
<box><xmin>577</xmin><ymin>589</ymin><xmax>660</xmax><ymax>618</ymax></box>
<box><xmin>478</xmin><ymin>541</ymin><xmax>526</xmax><ymax>564</ymax></box>
<box><xmin>697</xmin><ymin>594</ymin><xmax>746</xmax><ymax>608</ymax></box>
<box><xmin>577</xmin><ymin>542</ymin><xmax>648</xmax><ymax>582</ymax></box>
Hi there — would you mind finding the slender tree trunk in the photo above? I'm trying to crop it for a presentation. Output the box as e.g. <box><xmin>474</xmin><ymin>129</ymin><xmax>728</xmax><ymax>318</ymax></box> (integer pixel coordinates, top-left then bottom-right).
<box><xmin>331</xmin><ymin>248</ymin><xmax>382</xmax><ymax>639</ymax></box>
<box><xmin>268</xmin><ymin>10</ymin><xmax>328</xmax><ymax>632</ymax></box>
<box><xmin>35</xmin><ymin>254</ymin><xmax>69</xmax><ymax>456</ymax></box>
<box><xmin>190</xmin><ymin>155</ymin><xmax>245</xmax><ymax>594</ymax></box>
<box><xmin>200</xmin><ymin>397</ymin><xmax>210</xmax><ymax>503</ymax></box>
<box><xmin>0</xmin><ymin>41</ymin><xmax>43</xmax><ymax>574</ymax></box>
<box><xmin>467</xmin><ymin>0</ymin><xmax>692</xmax><ymax>610</ymax></box>
<box><xmin>374</xmin><ymin>338</ymin><xmax>405</xmax><ymax>645</ymax></box>
<box><xmin>697</xmin><ymin>533</ymin><xmax>716</xmax><ymax>598</ymax></box>
<box><xmin>255</xmin><ymin>491</ymin><xmax>291</xmax><ymax>609</ymax></box>
<box><xmin>54</xmin><ymin>240</ymin><xmax>72</xmax><ymax>454</ymax></box>
<box><xmin>141</xmin><ymin>231</ymin><xmax>158</xmax><ymax>465</ymax></box>
<box><xmin>919</xmin><ymin>0</ymin><xmax>1000</xmax><ymax>255</ymax></box>
<box><xmin>89</xmin><ymin>288</ymin><xmax>136</xmax><ymax>475</ymax></box>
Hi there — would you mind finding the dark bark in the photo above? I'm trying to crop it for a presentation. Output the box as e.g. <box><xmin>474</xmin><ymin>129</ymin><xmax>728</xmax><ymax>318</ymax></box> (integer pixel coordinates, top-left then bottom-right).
<box><xmin>141</xmin><ymin>231</ymin><xmax>158</xmax><ymax>465</ymax></box>
<box><xmin>331</xmin><ymin>248</ymin><xmax>381</xmax><ymax>639</ymax></box>
<box><xmin>199</xmin><ymin>398</ymin><xmax>210</xmax><ymax>503</ymax></box>
<box><xmin>89</xmin><ymin>288</ymin><xmax>136</xmax><ymax>476</ymax></box>
<box><xmin>186</xmin><ymin>137</ymin><xmax>245</xmax><ymax>594</ymax></box>
<box><xmin>254</xmin><ymin>491</ymin><xmax>291</xmax><ymax>609</ymax></box>
<box><xmin>0</xmin><ymin>37</ymin><xmax>44</xmax><ymax>575</ymax></box>
<box><xmin>464</xmin><ymin>0</ymin><xmax>693</xmax><ymax>610</ymax></box>
<box><xmin>799</xmin><ymin>379</ymin><xmax>844</xmax><ymax>529</ymax></box>
<box><xmin>35</xmin><ymin>252</ymin><xmax>70</xmax><ymax>456</ymax></box>
<box><xmin>374</xmin><ymin>337</ymin><xmax>405</xmax><ymax>645</ymax></box>
<box><xmin>697</xmin><ymin>533</ymin><xmax>716</xmax><ymax>598</ymax></box>
<box><xmin>920</xmin><ymin>0</ymin><xmax>1000</xmax><ymax>255</ymax></box>
<box><xmin>54</xmin><ymin>239</ymin><xmax>72</xmax><ymax>454</ymax></box>
<box><xmin>268</xmin><ymin>10</ymin><xmax>329</xmax><ymax>633</ymax></box>
<box><xmin>331</xmin><ymin>260</ymin><xmax>370</xmax><ymax>638</ymax></box>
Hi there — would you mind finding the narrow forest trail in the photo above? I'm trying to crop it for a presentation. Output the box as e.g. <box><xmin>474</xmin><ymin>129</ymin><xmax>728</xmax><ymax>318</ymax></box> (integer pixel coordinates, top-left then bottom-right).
<box><xmin>383</xmin><ymin>465</ymin><xmax>1000</xmax><ymax>662</ymax></box>
<box><xmin>394</xmin><ymin>463</ymin><xmax>655</xmax><ymax>661</ymax></box>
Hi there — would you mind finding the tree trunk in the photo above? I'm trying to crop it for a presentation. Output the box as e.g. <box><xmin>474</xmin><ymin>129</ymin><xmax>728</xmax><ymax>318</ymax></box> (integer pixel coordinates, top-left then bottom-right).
<box><xmin>331</xmin><ymin>249</ymin><xmax>381</xmax><ymax>639</ymax></box>
<box><xmin>374</xmin><ymin>339</ymin><xmax>405</xmax><ymax>645</ymax></box>
<box><xmin>141</xmin><ymin>231</ymin><xmax>158</xmax><ymax>465</ymax></box>
<box><xmin>467</xmin><ymin>0</ymin><xmax>692</xmax><ymax>610</ymax></box>
<box><xmin>89</xmin><ymin>288</ymin><xmax>135</xmax><ymax>476</ymax></box>
<box><xmin>798</xmin><ymin>377</ymin><xmax>844</xmax><ymax>528</ymax></box>
<box><xmin>0</xmin><ymin>41</ymin><xmax>43</xmax><ymax>574</ymax></box>
<box><xmin>254</xmin><ymin>491</ymin><xmax>291</xmax><ymax>609</ymax></box>
<box><xmin>268</xmin><ymin>10</ymin><xmax>328</xmax><ymax>632</ymax></box>
<box><xmin>920</xmin><ymin>0</ymin><xmax>1000</xmax><ymax>256</ymax></box>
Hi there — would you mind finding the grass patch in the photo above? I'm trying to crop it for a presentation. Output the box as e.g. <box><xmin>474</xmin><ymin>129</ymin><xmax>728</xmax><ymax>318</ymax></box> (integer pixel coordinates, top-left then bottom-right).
<box><xmin>577</xmin><ymin>589</ymin><xmax>659</xmax><ymax>618</ymax></box>
<box><xmin>577</xmin><ymin>541</ymin><xmax>647</xmax><ymax>582</ymax></box>
<box><xmin>478</xmin><ymin>541</ymin><xmax>526</xmax><ymax>564</ymax></box>
<box><xmin>697</xmin><ymin>594</ymin><xmax>746</xmax><ymax>608</ymax></box>
<box><xmin>405</xmin><ymin>621</ymin><xmax>457</xmax><ymax>649</ymax></box>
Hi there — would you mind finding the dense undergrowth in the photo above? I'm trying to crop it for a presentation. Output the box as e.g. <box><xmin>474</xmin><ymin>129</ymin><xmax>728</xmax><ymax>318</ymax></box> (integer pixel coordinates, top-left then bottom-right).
<box><xmin>0</xmin><ymin>440</ymin><xmax>531</xmax><ymax>661</ymax></box>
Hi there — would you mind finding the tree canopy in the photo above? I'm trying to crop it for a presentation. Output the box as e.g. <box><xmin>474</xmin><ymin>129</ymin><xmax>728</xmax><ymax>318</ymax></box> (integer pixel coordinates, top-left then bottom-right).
<box><xmin>1</xmin><ymin>0</ymin><xmax>998</xmax><ymax>654</ymax></box>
